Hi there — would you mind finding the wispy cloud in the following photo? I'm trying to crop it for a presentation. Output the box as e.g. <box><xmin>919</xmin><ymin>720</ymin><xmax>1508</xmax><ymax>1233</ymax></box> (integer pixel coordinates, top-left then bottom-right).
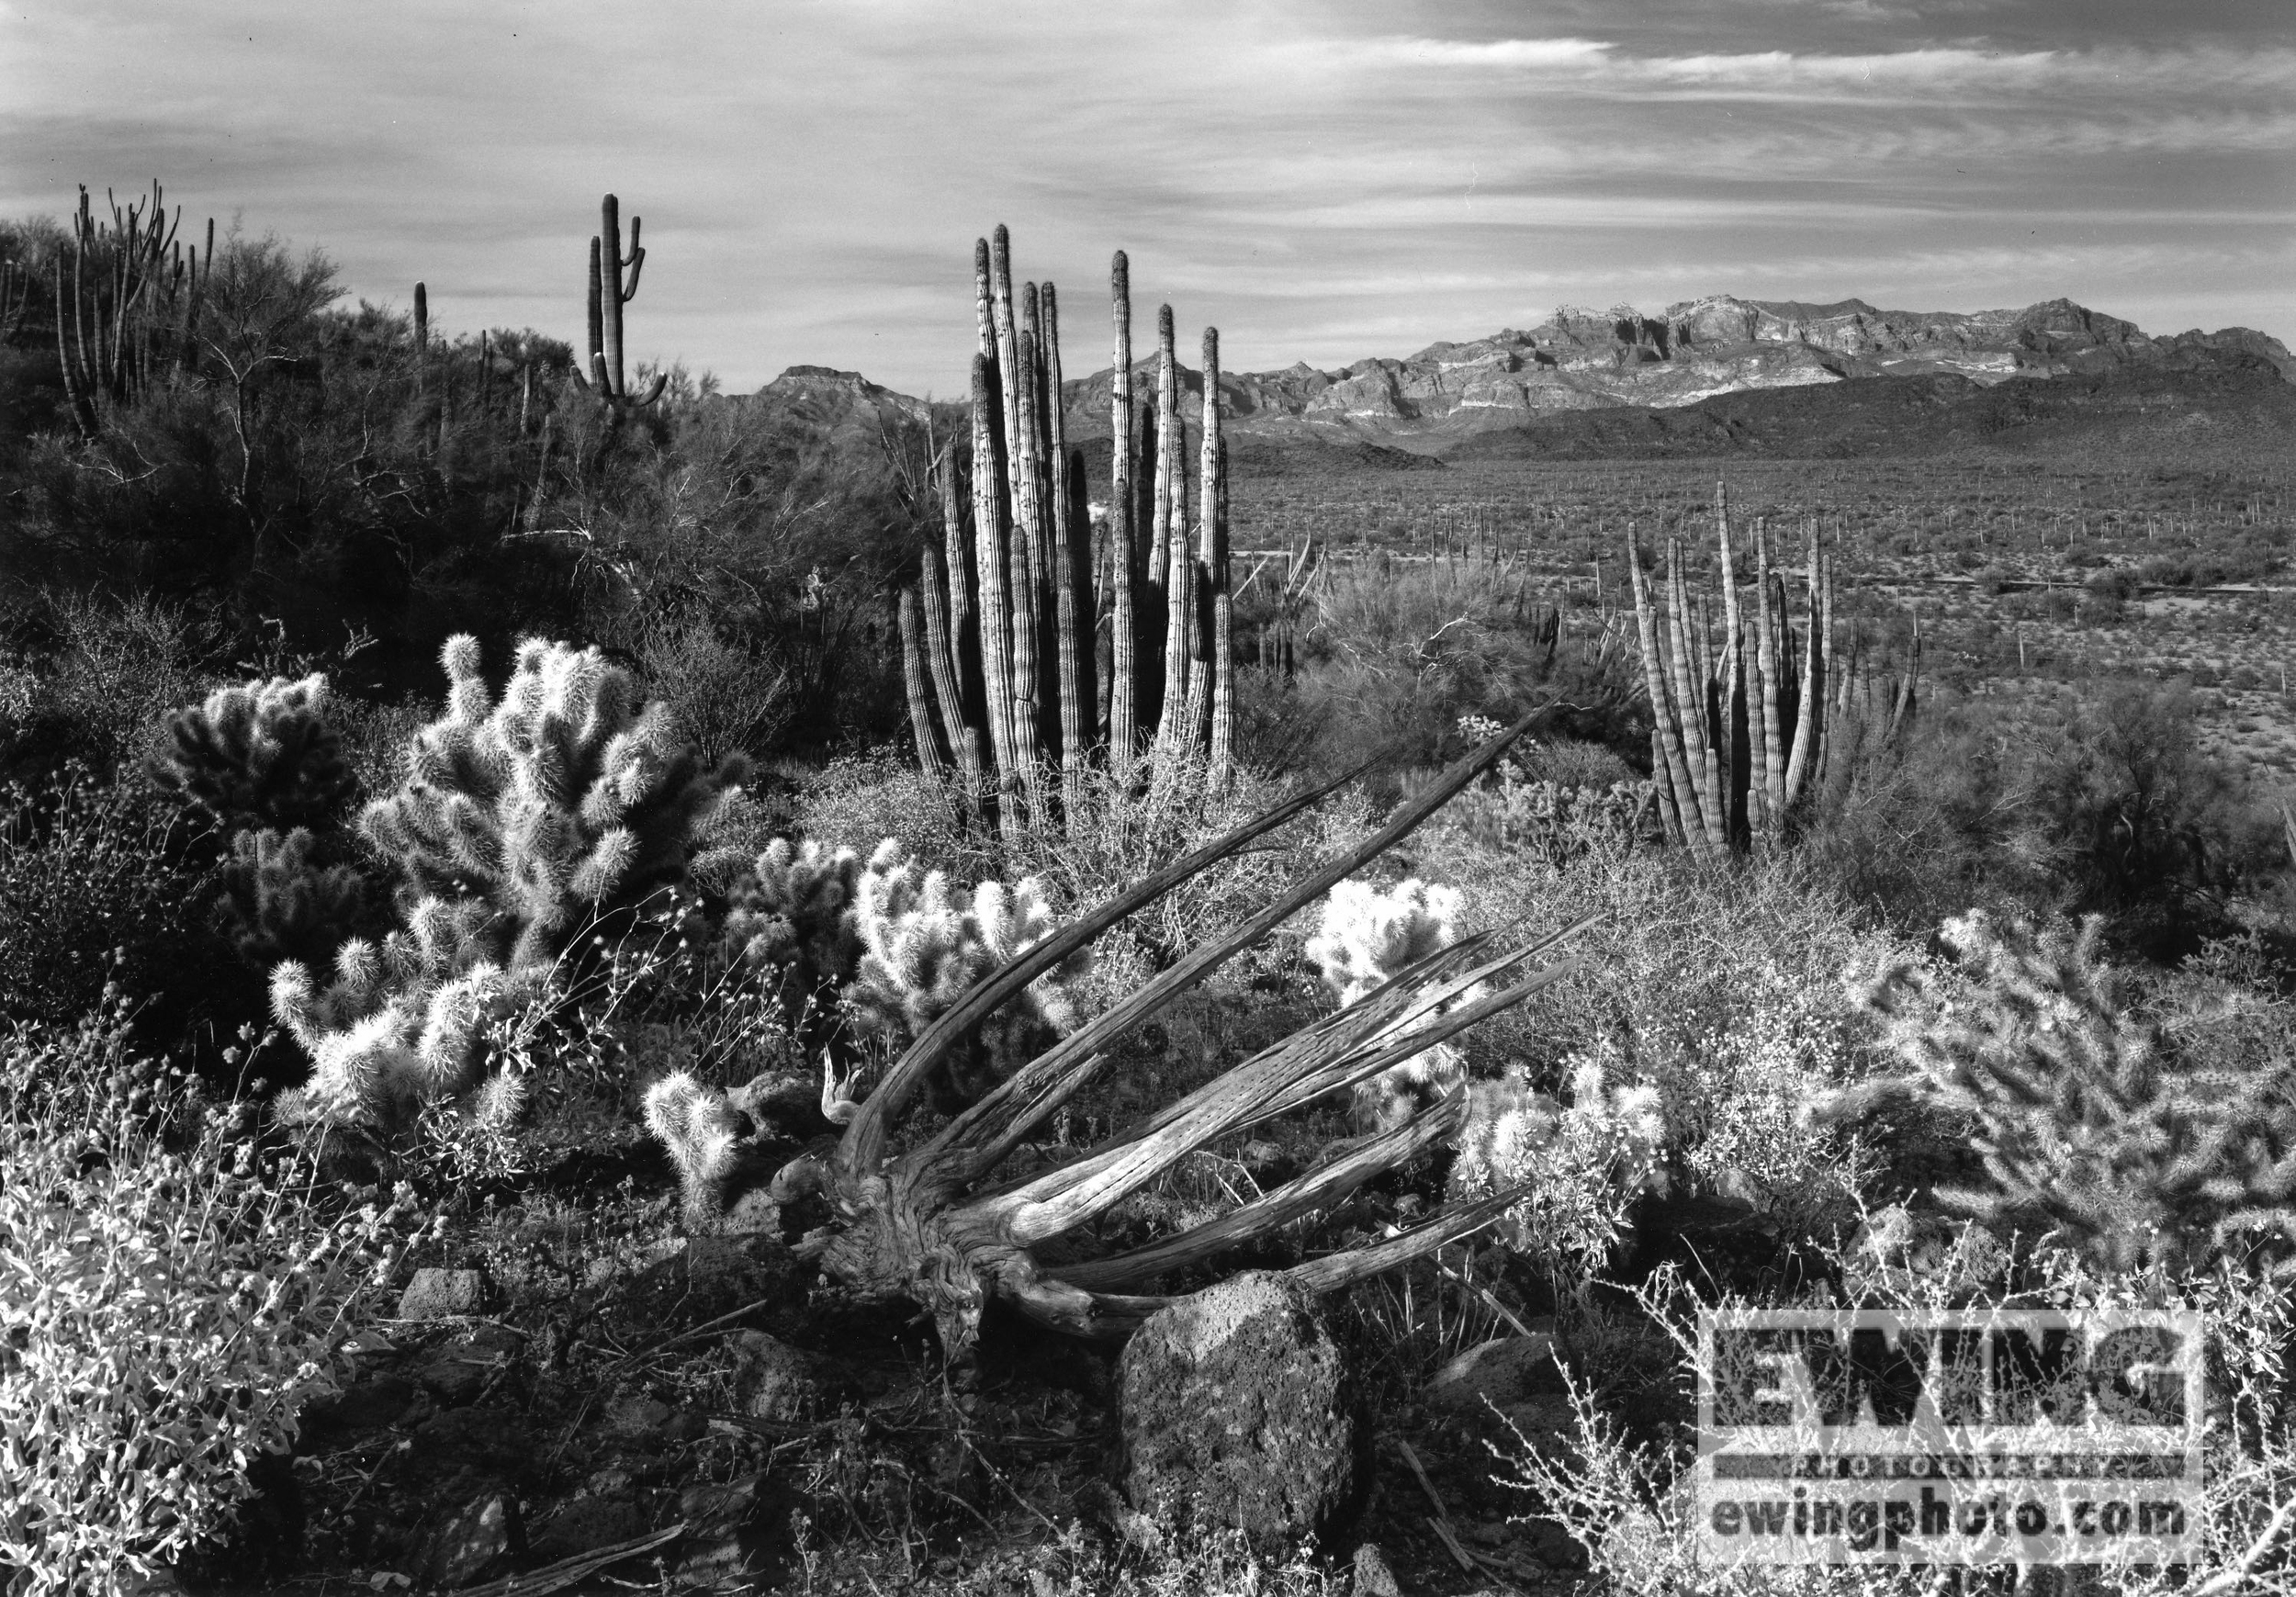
<box><xmin>0</xmin><ymin>1</ymin><xmax>2287</xmax><ymax>389</ymax></box>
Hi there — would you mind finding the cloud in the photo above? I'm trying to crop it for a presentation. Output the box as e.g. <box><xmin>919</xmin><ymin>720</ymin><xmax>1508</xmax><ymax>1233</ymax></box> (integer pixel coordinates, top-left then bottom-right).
<box><xmin>0</xmin><ymin>2</ymin><xmax>2287</xmax><ymax>391</ymax></box>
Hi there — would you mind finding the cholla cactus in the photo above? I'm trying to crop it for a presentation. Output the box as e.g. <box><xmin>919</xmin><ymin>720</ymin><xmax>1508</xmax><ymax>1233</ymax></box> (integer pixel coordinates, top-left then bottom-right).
<box><xmin>149</xmin><ymin>673</ymin><xmax>356</xmax><ymax>834</ymax></box>
<box><xmin>644</xmin><ymin>1070</ymin><xmax>748</xmax><ymax>1227</ymax></box>
<box><xmin>269</xmin><ymin>894</ymin><xmax>535</xmax><ymax>1131</ymax></box>
<box><xmin>361</xmin><ymin>635</ymin><xmax>749</xmax><ymax>973</ymax></box>
<box><xmin>1448</xmin><ymin>1053</ymin><xmax>1668</xmax><ymax>1262</ymax></box>
<box><xmin>216</xmin><ymin>826</ymin><xmax>370</xmax><ymax>969</ymax></box>
<box><xmin>846</xmin><ymin>841</ymin><xmax>1089</xmax><ymax>1109</ymax></box>
<box><xmin>1849</xmin><ymin>910</ymin><xmax>2296</xmax><ymax>1273</ymax></box>
<box><xmin>721</xmin><ymin>838</ymin><xmax>866</xmax><ymax>1031</ymax></box>
<box><xmin>1307</xmin><ymin>877</ymin><xmax>1480</xmax><ymax>1130</ymax></box>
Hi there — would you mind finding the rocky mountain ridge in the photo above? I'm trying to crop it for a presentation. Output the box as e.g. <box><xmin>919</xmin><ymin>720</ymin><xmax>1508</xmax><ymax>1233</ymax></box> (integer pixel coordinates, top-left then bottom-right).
<box><xmin>746</xmin><ymin>297</ymin><xmax>2292</xmax><ymax>460</ymax></box>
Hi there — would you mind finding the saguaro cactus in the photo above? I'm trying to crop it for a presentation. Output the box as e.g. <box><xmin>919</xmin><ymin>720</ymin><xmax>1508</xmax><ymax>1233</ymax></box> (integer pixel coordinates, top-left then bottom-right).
<box><xmin>900</xmin><ymin>228</ymin><xmax>1232</xmax><ymax>833</ymax></box>
<box><xmin>1630</xmin><ymin>482</ymin><xmax>1917</xmax><ymax>854</ymax></box>
<box><xmin>575</xmin><ymin>194</ymin><xmax>667</xmax><ymax>407</ymax></box>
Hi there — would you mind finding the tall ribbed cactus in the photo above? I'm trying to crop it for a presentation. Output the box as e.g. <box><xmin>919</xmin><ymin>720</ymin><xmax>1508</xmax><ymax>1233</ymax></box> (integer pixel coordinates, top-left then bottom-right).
<box><xmin>1630</xmin><ymin>482</ymin><xmax>1918</xmax><ymax>856</ymax></box>
<box><xmin>52</xmin><ymin>182</ymin><xmax>210</xmax><ymax>437</ymax></box>
<box><xmin>575</xmin><ymin>194</ymin><xmax>666</xmax><ymax>408</ymax></box>
<box><xmin>899</xmin><ymin>227</ymin><xmax>1232</xmax><ymax>834</ymax></box>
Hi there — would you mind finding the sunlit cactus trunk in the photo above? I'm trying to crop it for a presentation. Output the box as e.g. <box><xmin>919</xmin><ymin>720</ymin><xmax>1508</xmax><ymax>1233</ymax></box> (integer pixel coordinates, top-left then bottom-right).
<box><xmin>1107</xmin><ymin>252</ymin><xmax>1141</xmax><ymax>776</ymax></box>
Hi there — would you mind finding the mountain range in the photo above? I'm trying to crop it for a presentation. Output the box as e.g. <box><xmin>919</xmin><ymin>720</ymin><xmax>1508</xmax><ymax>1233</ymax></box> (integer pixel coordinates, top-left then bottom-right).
<box><xmin>741</xmin><ymin>296</ymin><xmax>2296</xmax><ymax>467</ymax></box>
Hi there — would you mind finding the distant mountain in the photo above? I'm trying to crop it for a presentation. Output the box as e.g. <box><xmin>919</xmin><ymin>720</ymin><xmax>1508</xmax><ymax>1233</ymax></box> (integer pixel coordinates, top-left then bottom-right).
<box><xmin>1050</xmin><ymin>297</ymin><xmax>2295</xmax><ymax>451</ymax></box>
<box><xmin>1446</xmin><ymin>354</ymin><xmax>2296</xmax><ymax>463</ymax></box>
<box><xmin>743</xmin><ymin>298</ymin><xmax>2292</xmax><ymax>469</ymax></box>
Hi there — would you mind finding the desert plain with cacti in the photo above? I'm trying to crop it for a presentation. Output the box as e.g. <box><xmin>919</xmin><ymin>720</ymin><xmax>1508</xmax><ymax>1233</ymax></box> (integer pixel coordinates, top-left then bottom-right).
<box><xmin>2</xmin><ymin>167</ymin><xmax>2296</xmax><ymax>1597</ymax></box>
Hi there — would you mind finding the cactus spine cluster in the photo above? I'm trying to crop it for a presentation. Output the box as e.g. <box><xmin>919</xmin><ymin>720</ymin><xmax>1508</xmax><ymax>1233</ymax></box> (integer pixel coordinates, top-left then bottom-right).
<box><xmin>1850</xmin><ymin>911</ymin><xmax>2296</xmax><ymax>1274</ymax></box>
<box><xmin>149</xmin><ymin>672</ymin><xmax>371</xmax><ymax>970</ymax></box>
<box><xmin>899</xmin><ymin>228</ymin><xmax>1232</xmax><ymax>836</ymax></box>
<box><xmin>151</xmin><ymin>674</ymin><xmax>356</xmax><ymax>835</ymax></box>
<box><xmin>1305</xmin><ymin>878</ymin><xmax>1477</xmax><ymax>1130</ymax></box>
<box><xmin>360</xmin><ymin>635</ymin><xmax>748</xmax><ymax>973</ymax></box>
<box><xmin>646</xmin><ymin>836</ymin><xmax>1094</xmax><ymax>1218</ymax></box>
<box><xmin>844</xmin><ymin>841</ymin><xmax>1089</xmax><ymax>1110</ymax></box>
<box><xmin>1630</xmin><ymin>481</ymin><xmax>1919</xmax><ymax>858</ymax></box>
<box><xmin>273</xmin><ymin>635</ymin><xmax>745</xmax><ymax>1131</ymax></box>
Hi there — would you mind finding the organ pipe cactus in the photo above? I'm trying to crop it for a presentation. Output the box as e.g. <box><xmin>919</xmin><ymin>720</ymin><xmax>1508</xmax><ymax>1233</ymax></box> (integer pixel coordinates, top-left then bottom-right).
<box><xmin>653</xmin><ymin>706</ymin><xmax>1593</xmax><ymax>1361</ymax></box>
<box><xmin>899</xmin><ymin>228</ymin><xmax>1232</xmax><ymax>835</ymax></box>
<box><xmin>52</xmin><ymin>182</ymin><xmax>210</xmax><ymax>436</ymax></box>
<box><xmin>1630</xmin><ymin>482</ymin><xmax>1919</xmax><ymax>855</ymax></box>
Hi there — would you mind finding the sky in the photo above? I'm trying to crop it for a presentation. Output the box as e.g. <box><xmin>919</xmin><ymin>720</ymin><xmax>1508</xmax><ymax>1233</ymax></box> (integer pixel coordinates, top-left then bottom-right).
<box><xmin>4</xmin><ymin>1</ymin><xmax>2291</xmax><ymax>396</ymax></box>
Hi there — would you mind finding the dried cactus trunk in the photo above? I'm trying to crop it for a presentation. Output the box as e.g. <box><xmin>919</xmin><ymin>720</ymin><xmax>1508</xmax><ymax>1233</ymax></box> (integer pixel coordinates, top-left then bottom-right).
<box><xmin>755</xmin><ymin>706</ymin><xmax>1587</xmax><ymax>1358</ymax></box>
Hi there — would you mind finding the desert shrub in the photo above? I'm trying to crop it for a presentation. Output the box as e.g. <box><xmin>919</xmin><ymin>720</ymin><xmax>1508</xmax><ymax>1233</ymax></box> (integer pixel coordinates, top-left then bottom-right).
<box><xmin>0</xmin><ymin>1000</ymin><xmax>404</xmax><ymax>1593</ymax></box>
<box><xmin>1447</xmin><ymin>1056</ymin><xmax>1668</xmax><ymax>1265</ymax></box>
<box><xmin>1840</xmin><ymin>910</ymin><xmax>2296</xmax><ymax>1275</ymax></box>
<box><xmin>0</xmin><ymin>770</ymin><xmax>216</xmax><ymax>1029</ymax></box>
<box><xmin>0</xmin><ymin>591</ymin><xmax>218</xmax><ymax>784</ymax></box>
<box><xmin>1493</xmin><ymin>1254</ymin><xmax>2296</xmax><ymax>1597</ymax></box>
<box><xmin>1415</xmin><ymin>834</ymin><xmax>1895</xmax><ymax>1233</ymax></box>
<box><xmin>627</xmin><ymin>612</ymin><xmax>794</xmax><ymax>766</ymax></box>
<box><xmin>2025</xmin><ymin>680</ymin><xmax>2278</xmax><ymax>955</ymax></box>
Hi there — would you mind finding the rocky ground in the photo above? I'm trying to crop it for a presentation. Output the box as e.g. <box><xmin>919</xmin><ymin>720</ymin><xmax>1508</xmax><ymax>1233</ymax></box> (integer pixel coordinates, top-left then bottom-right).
<box><xmin>154</xmin><ymin>1109</ymin><xmax>1643</xmax><ymax>1597</ymax></box>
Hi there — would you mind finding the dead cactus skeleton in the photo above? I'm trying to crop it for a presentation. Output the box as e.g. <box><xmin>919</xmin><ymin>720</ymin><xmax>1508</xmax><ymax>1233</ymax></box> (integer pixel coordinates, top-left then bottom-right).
<box><xmin>733</xmin><ymin>706</ymin><xmax>1593</xmax><ymax>1359</ymax></box>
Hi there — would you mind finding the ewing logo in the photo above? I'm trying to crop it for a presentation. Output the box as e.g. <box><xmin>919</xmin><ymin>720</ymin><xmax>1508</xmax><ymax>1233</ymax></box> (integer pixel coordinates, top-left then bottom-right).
<box><xmin>1695</xmin><ymin>1310</ymin><xmax>2203</xmax><ymax>1567</ymax></box>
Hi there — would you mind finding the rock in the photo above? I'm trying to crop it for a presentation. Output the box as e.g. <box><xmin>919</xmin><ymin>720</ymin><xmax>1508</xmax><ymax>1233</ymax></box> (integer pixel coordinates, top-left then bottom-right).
<box><xmin>1425</xmin><ymin>1329</ymin><xmax>1559</xmax><ymax>1413</ymax></box>
<box><xmin>416</xmin><ymin>1335</ymin><xmax>510</xmax><ymax>1409</ymax></box>
<box><xmin>1352</xmin><ymin>1541</ymin><xmax>1404</xmax><ymax>1596</ymax></box>
<box><xmin>415</xmin><ymin>1492</ymin><xmax>523</xmax><ymax>1590</ymax></box>
<box><xmin>732</xmin><ymin>1330</ymin><xmax>857</xmax><ymax>1423</ymax></box>
<box><xmin>1118</xmin><ymin>1272</ymin><xmax>1370</xmax><ymax>1553</ymax></box>
<box><xmin>397</xmin><ymin>1267</ymin><xmax>486</xmax><ymax>1321</ymax></box>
